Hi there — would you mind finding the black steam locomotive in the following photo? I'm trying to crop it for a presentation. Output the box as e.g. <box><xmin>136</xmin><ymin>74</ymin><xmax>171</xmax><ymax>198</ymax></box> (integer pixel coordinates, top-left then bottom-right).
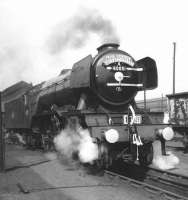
<box><xmin>4</xmin><ymin>43</ymin><xmax>174</xmax><ymax>168</ymax></box>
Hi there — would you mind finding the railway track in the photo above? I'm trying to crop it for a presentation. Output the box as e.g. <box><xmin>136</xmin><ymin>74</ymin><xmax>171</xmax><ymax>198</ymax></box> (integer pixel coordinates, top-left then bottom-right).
<box><xmin>105</xmin><ymin>162</ymin><xmax>188</xmax><ymax>200</ymax></box>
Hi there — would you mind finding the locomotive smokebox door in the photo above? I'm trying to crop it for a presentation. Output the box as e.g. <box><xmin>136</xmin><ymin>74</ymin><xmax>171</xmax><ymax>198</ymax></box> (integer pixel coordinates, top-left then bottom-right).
<box><xmin>137</xmin><ymin>57</ymin><xmax>158</xmax><ymax>90</ymax></box>
<box><xmin>92</xmin><ymin>44</ymin><xmax>144</xmax><ymax>106</ymax></box>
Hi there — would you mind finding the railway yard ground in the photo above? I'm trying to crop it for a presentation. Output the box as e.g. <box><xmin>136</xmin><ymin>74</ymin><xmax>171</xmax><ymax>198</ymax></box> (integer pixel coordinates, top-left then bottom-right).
<box><xmin>0</xmin><ymin>140</ymin><xmax>188</xmax><ymax>200</ymax></box>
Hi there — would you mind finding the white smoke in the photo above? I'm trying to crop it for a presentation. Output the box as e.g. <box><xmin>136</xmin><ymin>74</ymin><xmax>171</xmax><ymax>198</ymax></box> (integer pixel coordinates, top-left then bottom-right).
<box><xmin>54</xmin><ymin>125</ymin><xmax>99</xmax><ymax>164</ymax></box>
<box><xmin>152</xmin><ymin>141</ymin><xmax>179</xmax><ymax>170</ymax></box>
<box><xmin>47</xmin><ymin>7</ymin><xmax>120</xmax><ymax>55</ymax></box>
<box><xmin>53</xmin><ymin>128</ymin><xmax>80</xmax><ymax>159</ymax></box>
<box><xmin>78</xmin><ymin>128</ymin><xmax>99</xmax><ymax>163</ymax></box>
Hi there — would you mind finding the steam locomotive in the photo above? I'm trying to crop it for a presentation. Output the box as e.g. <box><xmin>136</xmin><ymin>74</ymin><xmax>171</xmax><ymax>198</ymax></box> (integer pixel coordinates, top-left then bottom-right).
<box><xmin>3</xmin><ymin>43</ymin><xmax>174</xmax><ymax>168</ymax></box>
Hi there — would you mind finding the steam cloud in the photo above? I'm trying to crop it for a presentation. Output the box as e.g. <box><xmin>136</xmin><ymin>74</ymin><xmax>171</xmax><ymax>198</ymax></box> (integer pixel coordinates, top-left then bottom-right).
<box><xmin>47</xmin><ymin>7</ymin><xmax>120</xmax><ymax>54</ymax></box>
<box><xmin>54</xmin><ymin>120</ymin><xmax>98</xmax><ymax>164</ymax></box>
<box><xmin>152</xmin><ymin>141</ymin><xmax>179</xmax><ymax>170</ymax></box>
<box><xmin>0</xmin><ymin>44</ymin><xmax>33</xmax><ymax>90</ymax></box>
<box><xmin>0</xmin><ymin>6</ymin><xmax>120</xmax><ymax>90</ymax></box>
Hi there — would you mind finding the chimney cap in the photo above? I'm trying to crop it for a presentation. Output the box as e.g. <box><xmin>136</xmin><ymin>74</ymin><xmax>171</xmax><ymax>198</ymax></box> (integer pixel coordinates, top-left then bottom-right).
<box><xmin>97</xmin><ymin>43</ymin><xmax>119</xmax><ymax>53</ymax></box>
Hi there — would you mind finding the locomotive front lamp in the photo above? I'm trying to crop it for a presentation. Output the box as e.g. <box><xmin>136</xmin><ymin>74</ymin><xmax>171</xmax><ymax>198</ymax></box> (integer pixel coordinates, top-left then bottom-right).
<box><xmin>158</xmin><ymin>127</ymin><xmax>174</xmax><ymax>141</ymax></box>
<box><xmin>114</xmin><ymin>72</ymin><xmax>124</xmax><ymax>82</ymax></box>
<box><xmin>162</xmin><ymin>127</ymin><xmax>174</xmax><ymax>141</ymax></box>
<box><xmin>105</xmin><ymin>129</ymin><xmax>119</xmax><ymax>143</ymax></box>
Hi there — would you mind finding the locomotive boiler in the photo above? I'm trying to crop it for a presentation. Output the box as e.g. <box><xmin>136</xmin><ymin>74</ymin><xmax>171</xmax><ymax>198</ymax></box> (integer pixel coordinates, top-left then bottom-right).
<box><xmin>38</xmin><ymin>43</ymin><xmax>156</xmax><ymax>109</ymax></box>
<box><xmin>4</xmin><ymin>43</ymin><xmax>174</xmax><ymax>168</ymax></box>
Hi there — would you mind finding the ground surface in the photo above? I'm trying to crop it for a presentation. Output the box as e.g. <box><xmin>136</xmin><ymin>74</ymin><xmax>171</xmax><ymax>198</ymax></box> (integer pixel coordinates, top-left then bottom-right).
<box><xmin>0</xmin><ymin>141</ymin><xmax>187</xmax><ymax>200</ymax></box>
<box><xmin>165</xmin><ymin>140</ymin><xmax>188</xmax><ymax>174</ymax></box>
<box><xmin>0</xmin><ymin>144</ymin><xmax>154</xmax><ymax>200</ymax></box>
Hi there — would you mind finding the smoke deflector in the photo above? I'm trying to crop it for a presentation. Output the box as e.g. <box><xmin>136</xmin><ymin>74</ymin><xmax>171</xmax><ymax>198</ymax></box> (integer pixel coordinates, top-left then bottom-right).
<box><xmin>136</xmin><ymin>57</ymin><xmax>158</xmax><ymax>90</ymax></box>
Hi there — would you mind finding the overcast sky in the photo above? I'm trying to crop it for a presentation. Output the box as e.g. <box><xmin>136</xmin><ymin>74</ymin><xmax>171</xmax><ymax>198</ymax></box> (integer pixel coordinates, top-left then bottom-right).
<box><xmin>0</xmin><ymin>0</ymin><xmax>188</xmax><ymax>100</ymax></box>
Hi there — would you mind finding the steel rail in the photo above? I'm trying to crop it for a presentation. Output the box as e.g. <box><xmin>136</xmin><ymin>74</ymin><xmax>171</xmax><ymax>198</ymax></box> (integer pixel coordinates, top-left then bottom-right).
<box><xmin>109</xmin><ymin>161</ymin><xmax>188</xmax><ymax>197</ymax></box>
<box><xmin>105</xmin><ymin>170</ymin><xmax>188</xmax><ymax>200</ymax></box>
<box><xmin>123</xmin><ymin>162</ymin><xmax>188</xmax><ymax>195</ymax></box>
<box><xmin>145</xmin><ymin>166</ymin><xmax>188</xmax><ymax>193</ymax></box>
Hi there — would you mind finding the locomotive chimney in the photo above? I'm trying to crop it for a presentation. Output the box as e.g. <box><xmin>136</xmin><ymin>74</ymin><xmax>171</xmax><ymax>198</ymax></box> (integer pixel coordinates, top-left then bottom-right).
<box><xmin>97</xmin><ymin>43</ymin><xmax>119</xmax><ymax>53</ymax></box>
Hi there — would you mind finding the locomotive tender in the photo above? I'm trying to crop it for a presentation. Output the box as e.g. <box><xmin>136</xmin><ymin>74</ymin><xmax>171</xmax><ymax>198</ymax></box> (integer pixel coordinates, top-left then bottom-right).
<box><xmin>4</xmin><ymin>43</ymin><xmax>174</xmax><ymax>168</ymax></box>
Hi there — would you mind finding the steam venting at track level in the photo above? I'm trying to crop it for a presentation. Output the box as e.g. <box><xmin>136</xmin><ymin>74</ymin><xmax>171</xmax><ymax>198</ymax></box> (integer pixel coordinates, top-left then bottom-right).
<box><xmin>152</xmin><ymin>141</ymin><xmax>179</xmax><ymax>170</ymax></box>
<box><xmin>54</xmin><ymin>119</ymin><xmax>99</xmax><ymax>164</ymax></box>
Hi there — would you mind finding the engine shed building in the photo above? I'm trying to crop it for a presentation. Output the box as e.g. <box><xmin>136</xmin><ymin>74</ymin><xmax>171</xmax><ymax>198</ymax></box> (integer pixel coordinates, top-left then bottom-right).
<box><xmin>136</xmin><ymin>97</ymin><xmax>168</xmax><ymax>112</ymax></box>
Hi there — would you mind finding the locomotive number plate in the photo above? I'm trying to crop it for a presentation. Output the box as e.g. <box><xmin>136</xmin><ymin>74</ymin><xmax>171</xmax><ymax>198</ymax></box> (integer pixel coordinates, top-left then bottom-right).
<box><xmin>123</xmin><ymin>115</ymin><xmax>142</xmax><ymax>124</ymax></box>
